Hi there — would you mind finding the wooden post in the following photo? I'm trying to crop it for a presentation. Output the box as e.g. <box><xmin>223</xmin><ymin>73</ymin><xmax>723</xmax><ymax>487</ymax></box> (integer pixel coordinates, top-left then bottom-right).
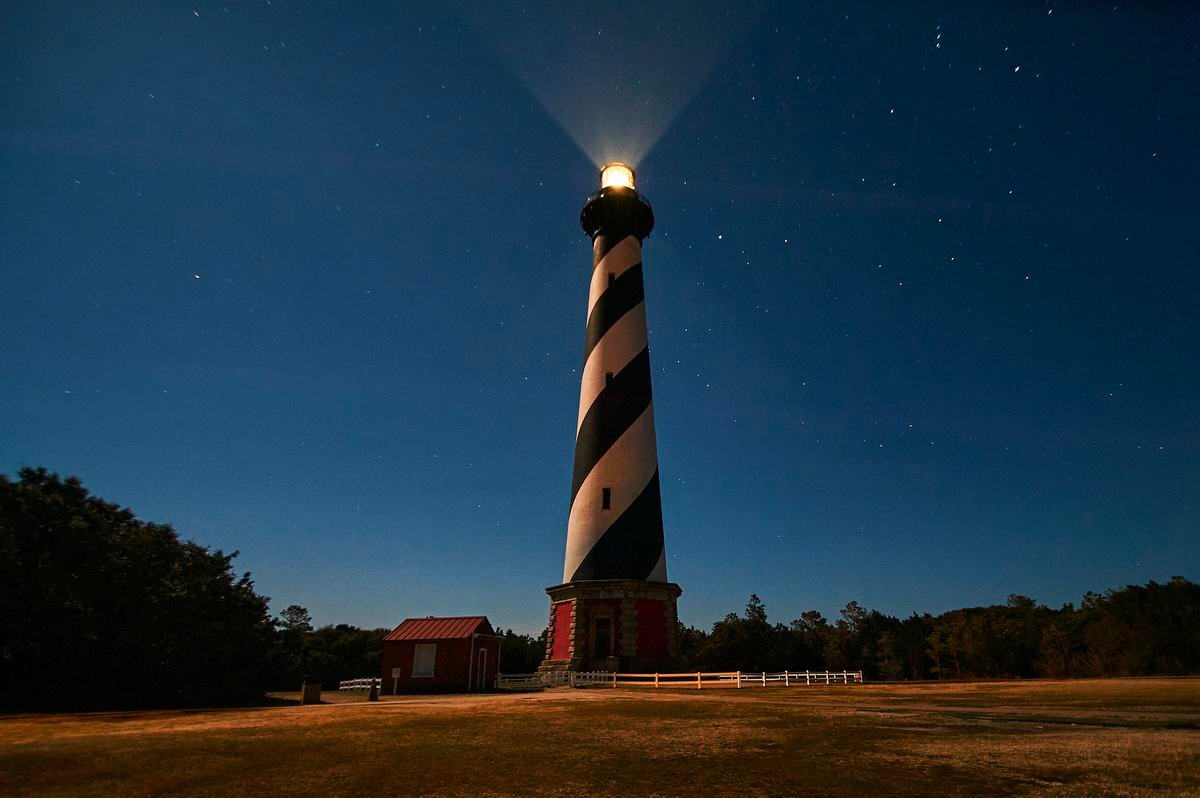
<box><xmin>806</xmin><ymin>671</ymin><xmax>811</xmax><ymax>685</ymax></box>
<box><xmin>736</xmin><ymin>671</ymin><xmax>741</xmax><ymax>689</ymax></box>
<box><xmin>785</xmin><ymin>671</ymin><xmax>790</xmax><ymax>687</ymax></box>
<box><xmin>761</xmin><ymin>672</ymin><xmax>767</xmax><ymax>687</ymax></box>
<box><xmin>612</xmin><ymin>672</ymin><xmax>617</xmax><ymax>688</ymax></box>
<box><xmin>655</xmin><ymin>673</ymin><xmax>659</xmax><ymax>688</ymax></box>
<box><xmin>697</xmin><ymin>672</ymin><xmax>702</xmax><ymax>690</ymax></box>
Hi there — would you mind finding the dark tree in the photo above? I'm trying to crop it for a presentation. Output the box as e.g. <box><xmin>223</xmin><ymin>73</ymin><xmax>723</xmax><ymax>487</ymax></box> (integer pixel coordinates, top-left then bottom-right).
<box><xmin>0</xmin><ymin>467</ymin><xmax>274</xmax><ymax>710</ymax></box>
<box><xmin>267</xmin><ymin>604</ymin><xmax>317</xmax><ymax>687</ymax></box>
<box><xmin>496</xmin><ymin>628</ymin><xmax>546</xmax><ymax>673</ymax></box>
<box><xmin>1077</xmin><ymin>577</ymin><xmax>1200</xmax><ymax>676</ymax></box>
<box><xmin>278</xmin><ymin>605</ymin><xmax>314</xmax><ymax>633</ymax></box>
<box><xmin>674</xmin><ymin>623</ymin><xmax>708</xmax><ymax>670</ymax></box>
<box><xmin>789</xmin><ymin>610</ymin><xmax>831</xmax><ymax>670</ymax></box>
<box><xmin>262</xmin><ymin>606</ymin><xmax>390</xmax><ymax>689</ymax></box>
<box><xmin>307</xmin><ymin>624</ymin><xmax>389</xmax><ymax>689</ymax></box>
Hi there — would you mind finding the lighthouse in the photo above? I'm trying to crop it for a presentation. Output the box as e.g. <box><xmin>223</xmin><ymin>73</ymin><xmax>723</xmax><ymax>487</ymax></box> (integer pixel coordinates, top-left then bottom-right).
<box><xmin>540</xmin><ymin>163</ymin><xmax>682</xmax><ymax>672</ymax></box>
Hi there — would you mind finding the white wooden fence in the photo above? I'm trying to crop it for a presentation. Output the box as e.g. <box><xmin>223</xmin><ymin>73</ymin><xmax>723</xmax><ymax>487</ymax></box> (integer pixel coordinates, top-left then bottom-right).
<box><xmin>339</xmin><ymin>677</ymin><xmax>382</xmax><ymax>691</ymax></box>
<box><xmin>495</xmin><ymin>670</ymin><xmax>863</xmax><ymax>690</ymax></box>
<box><xmin>495</xmin><ymin>670</ymin><xmax>614</xmax><ymax>689</ymax></box>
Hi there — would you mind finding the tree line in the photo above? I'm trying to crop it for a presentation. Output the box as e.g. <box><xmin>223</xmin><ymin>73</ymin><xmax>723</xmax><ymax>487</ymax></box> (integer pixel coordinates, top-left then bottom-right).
<box><xmin>1</xmin><ymin>467</ymin><xmax>1196</xmax><ymax>710</ymax></box>
<box><xmin>672</xmin><ymin>584</ymin><xmax>1200</xmax><ymax>680</ymax></box>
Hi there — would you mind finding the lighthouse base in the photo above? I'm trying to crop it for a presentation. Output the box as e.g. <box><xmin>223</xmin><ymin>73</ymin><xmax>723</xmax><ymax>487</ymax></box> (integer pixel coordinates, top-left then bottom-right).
<box><xmin>538</xmin><ymin>580</ymin><xmax>682</xmax><ymax>673</ymax></box>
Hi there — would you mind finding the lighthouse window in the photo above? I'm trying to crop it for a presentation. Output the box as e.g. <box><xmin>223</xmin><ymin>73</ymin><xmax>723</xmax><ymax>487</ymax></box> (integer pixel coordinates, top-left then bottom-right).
<box><xmin>602</xmin><ymin>487</ymin><xmax>612</xmax><ymax>510</ymax></box>
<box><xmin>607</xmin><ymin>272</ymin><xmax>615</xmax><ymax>286</ymax></box>
<box><xmin>605</xmin><ymin>371</ymin><xmax>614</xmax><ymax>387</ymax></box>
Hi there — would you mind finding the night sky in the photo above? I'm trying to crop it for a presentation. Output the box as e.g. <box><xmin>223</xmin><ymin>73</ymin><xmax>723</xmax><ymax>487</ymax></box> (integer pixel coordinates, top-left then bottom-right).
<box><xmin>3</xmin><ymin>2</ymin><xmax>1197</xmax><ymax>634</ymax></box>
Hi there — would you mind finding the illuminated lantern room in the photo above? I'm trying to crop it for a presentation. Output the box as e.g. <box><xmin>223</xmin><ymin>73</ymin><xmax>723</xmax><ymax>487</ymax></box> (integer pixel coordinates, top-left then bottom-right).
<box><xmin>600</xmin><ymin>162</ymin><xmax>636</xmax><ymax>190</ymax></box>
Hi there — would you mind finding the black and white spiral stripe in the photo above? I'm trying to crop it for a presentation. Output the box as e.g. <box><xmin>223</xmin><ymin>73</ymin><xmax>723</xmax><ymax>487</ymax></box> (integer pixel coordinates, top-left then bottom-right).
<box><xmin>562</xmin><ymin>234</ymin><xmax>667</xmax><ymax>584</ymax></box>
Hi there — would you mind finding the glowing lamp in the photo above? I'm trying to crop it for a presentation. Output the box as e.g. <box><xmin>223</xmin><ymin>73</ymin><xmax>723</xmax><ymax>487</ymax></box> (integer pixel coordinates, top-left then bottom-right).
<box><xmin>600</xmin><ymin>162</ymin><xmax>635</xmax><ymax>190</ymax></box>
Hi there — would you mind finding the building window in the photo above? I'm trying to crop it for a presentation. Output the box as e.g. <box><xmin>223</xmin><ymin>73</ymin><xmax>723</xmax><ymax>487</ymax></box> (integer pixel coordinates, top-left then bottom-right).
<box><xmin>602</xmin><ymin>487</ymin><xmax>612</xmax><ymax>510</ymax></box>
<box><xmin>412</xmin><ymin>643</ymin><xmax>436</xmax><ymax>677</ymax></box>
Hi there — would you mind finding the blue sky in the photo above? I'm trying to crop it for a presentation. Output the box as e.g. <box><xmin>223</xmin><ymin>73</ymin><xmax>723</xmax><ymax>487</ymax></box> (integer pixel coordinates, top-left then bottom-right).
<box><xmin>2</xmin><ymin>1</ymin><xmax>1197</xmax><ymax>634</ymax></box>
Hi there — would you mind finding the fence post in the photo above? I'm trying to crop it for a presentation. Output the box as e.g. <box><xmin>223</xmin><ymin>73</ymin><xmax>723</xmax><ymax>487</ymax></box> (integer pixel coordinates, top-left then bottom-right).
<box><xmin>806</xmin><ymin>671</ymin><xmax>811</xmax><ymax>685</ymax></box>
<box><xmin>785</xmin><ymin>671</ymin><xmax>790</xmax><ymax>687</ymax></box>
<box><xmin>697</xmin><ymin>672</ymin><xmax>702</xmax><ymax>690</ymax></box>
<box><xmin>655</xmin><ymin>672</ymin><xmax>659</xmax><ymax>689</ymax></box>
<box><xmin>736</xmin><ymin>671</ymin><xmax>741</xmax><ymax>689</ymax></box>
<box><xmin>762</xmin><ymin>672</ymin><xmax>767</xmax><ymax>687</ymax></box>
<box><xmin>612</xmin><ymin>672</ymin><xmax>617</xmax><ymax>688</ymax></box>
<box><xmin>825</xmin><ymin>672</ymin><xmax>831</xmax><ymax>684</ymax></box>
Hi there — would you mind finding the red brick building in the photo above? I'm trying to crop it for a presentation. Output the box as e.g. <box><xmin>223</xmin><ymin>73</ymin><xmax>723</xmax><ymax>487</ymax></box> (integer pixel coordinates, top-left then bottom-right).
<box><xmin>380</xmin><ymin>616</ymin><xmax>500</xmax><ymax>694</ymax></box>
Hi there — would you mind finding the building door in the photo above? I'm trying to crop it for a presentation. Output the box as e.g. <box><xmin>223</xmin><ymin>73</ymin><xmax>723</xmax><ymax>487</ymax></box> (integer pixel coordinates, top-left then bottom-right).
<box><xmin>593</xmin><ymin>617</ymin><xmax>612</xmax><ymax>660</ymax></box>
<box><xmin>477</xmin><ymin>648</ymin><xmax>488</xmax><ymax>690</ymax></box>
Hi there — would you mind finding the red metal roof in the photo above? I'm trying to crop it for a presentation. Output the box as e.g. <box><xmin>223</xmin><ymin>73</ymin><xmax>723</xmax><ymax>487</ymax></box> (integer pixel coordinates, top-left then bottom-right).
<box><xmin>384</xmin><ymin>616</ymin><xmax>494</xmax><ymax>641</ymax></box>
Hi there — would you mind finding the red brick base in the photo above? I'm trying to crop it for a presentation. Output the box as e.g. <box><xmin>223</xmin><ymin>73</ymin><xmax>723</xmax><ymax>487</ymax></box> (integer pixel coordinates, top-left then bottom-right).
<box><xmin>539</xmin><ymin>580</ymin><xmax>682</xmax><ymax>672</ymax></box>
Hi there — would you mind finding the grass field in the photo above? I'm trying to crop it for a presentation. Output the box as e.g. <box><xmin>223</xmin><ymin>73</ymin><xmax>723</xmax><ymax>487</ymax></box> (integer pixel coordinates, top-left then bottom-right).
<box><xmin>3</xmin><ymin>678</ymin><xmax>1199</xmax><ymax>796</ymax></box>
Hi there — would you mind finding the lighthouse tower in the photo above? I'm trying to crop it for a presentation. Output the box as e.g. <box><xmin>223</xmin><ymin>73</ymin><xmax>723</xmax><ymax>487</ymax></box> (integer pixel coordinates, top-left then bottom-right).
<box><xmin>540</xmin><ymin>163</ymin><xmax>682</xmax><ymax>672</ymax></box>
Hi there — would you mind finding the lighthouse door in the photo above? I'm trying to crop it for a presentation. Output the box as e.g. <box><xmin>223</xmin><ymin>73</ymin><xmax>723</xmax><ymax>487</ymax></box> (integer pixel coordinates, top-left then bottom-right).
<box><xmin>593</xmin><ymin>617</ymin><xmax>612</xmax><ymax>659</ymax></box>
